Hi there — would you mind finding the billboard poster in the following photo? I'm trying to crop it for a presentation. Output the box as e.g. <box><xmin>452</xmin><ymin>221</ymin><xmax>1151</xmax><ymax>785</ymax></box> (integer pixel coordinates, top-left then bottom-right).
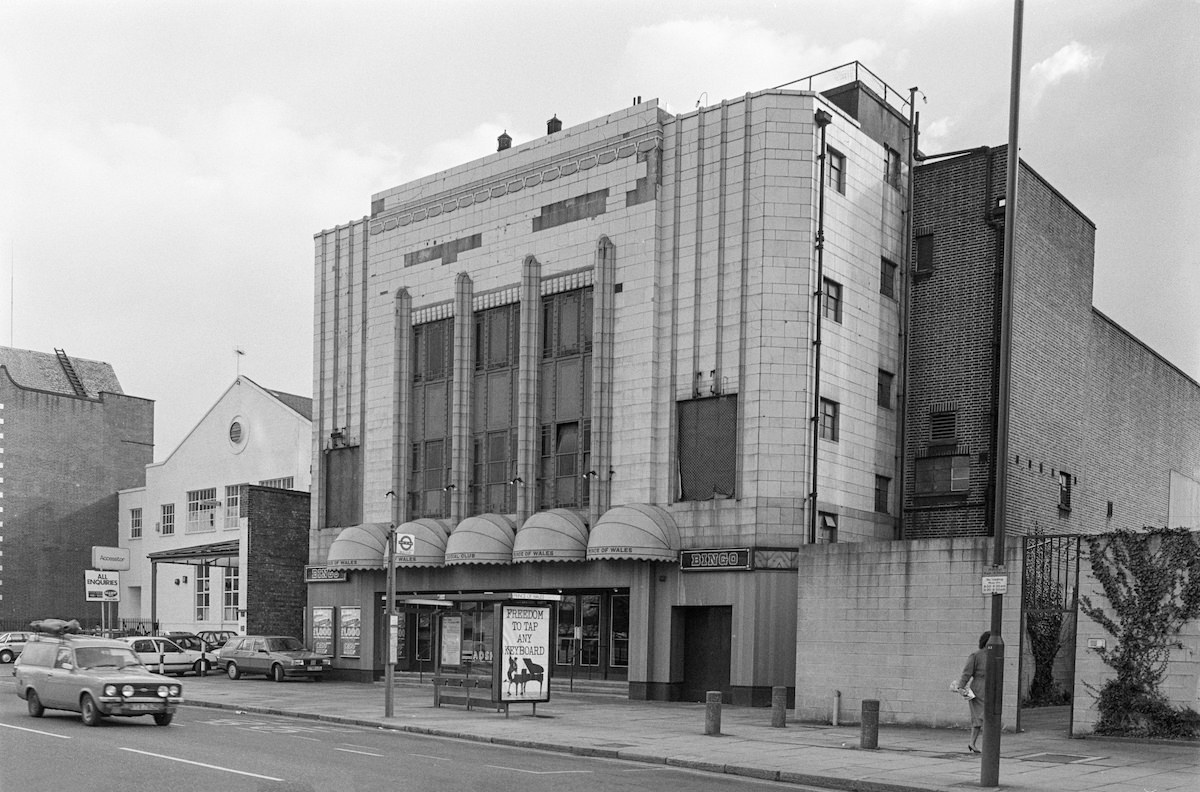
<box><xmin>312</xmin><ymin>607</ymin><xmax>335</xmax><ymax>656</ymax></box>
<box><xmin>339</xmin><ymin>606</ymin><xmax>361</xmax><ymax>658</ymax></box>
<box><xmin>440</xmin><ymin>615</ymin><xmax>462</xmax><ymax>667</ymax></box>
<box><xmin>498</xmin><ymin>604</ymin><xmax>551</xmax><ymax>703</ymax></box>
<box><xmin>84</xmin><ymin>570</ymin><xmax>121</xmax><ymax>602</ymax></box>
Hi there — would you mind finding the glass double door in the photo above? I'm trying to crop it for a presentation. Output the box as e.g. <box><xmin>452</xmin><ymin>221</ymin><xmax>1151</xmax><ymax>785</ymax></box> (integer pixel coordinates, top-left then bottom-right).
<box><xmin>553</xmin><ymin>590</ymin><xmax>628</xmax><ymax>679</ymax></box>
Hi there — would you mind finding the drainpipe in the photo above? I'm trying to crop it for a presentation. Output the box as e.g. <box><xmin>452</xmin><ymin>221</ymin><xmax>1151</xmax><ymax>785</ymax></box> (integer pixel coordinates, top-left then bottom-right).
<box><xmin>809</xmin><ymin>108</ymin><xmax>833</xmax><ymax>545</ymax></box>
<box><xmin>896</xmin><ymin>89</ymin><xmax>919</xmax><ymax>540</ymax></box>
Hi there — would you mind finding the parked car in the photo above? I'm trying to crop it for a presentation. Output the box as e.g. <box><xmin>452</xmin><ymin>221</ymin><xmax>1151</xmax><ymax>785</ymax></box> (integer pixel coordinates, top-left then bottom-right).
<box><xmin>197</xmin><ymin>629</ymin><xmax>238</xmax><ymax>651</ymax></box>
<box><xmin>221</xmin><ymin>635</ymin><xmax>330</xmax><ymax>682</ymax></box>
<box><xmin>0</xmin><ymin>631</ymin><xmax>33</xmax><ymax>663</ymax></box>
<box><xmin>120</xmin><ymin>636</ymin><xmax>215</xmax><ymax>676</ymax></box>
<box><xmin>161</xmin><ymin>632</ymin><xmax>213</xmax><ymax>654</ymax></box>
<box><xmin>14</xmin><ymin>621</ymin><xmax>181</xmax><ymax>726</ymax></box>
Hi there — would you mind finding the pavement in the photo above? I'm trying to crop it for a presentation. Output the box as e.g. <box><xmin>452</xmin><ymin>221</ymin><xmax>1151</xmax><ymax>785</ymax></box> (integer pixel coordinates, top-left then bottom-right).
<box><xmin>177</xmin><ymin>673</ymin><xmax>1197</xmax><ymax>792</ymax></box>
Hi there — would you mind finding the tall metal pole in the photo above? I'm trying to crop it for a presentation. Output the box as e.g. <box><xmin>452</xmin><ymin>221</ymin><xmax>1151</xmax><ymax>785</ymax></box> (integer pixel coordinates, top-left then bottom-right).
<box><xmin>385</xmin><ymin>523</ymin><xmax>396</xmax><ymax>718</ymax></box>
<box><xmin>983</xmin><ymin>0</ymin><xmax>1024</xmax><ymax>786</ymax></box>
<box><xmin>809</xmin><ymin>108</ymin><xmax>832</xmax><ymax>545</ymax></box>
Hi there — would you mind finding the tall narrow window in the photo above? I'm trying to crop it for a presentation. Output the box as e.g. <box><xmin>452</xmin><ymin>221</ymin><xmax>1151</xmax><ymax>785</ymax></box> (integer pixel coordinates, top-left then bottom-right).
<box><xmin>880</xmin><ymin>257</ymin><xmax>897</xmax><ymax>299</ymax></box>
<box><xmin>538</xmin><ymin>288</ymin><xmax>593</xmax><ymax>509</ymax></box>
<box><xmin>130</xmin><ymin>508</ymin><xmax>142</xmax><ymax>539</ymax></box>
<box><xmin>160</xmin><ymin>503</ymin><xmax>175</xmax><ymax>536</ymax></box>
<box><xmin>822</xmin><ymin>278</ymin><xmax>843</xmax><ymax>323</ymax></box>
<box><xmin>820</xmin><ymin>398</ymin><xmax>840</xmax><ymax>442</ymax></box>
<box><xmin>471</xmin><ymin>304</ymin><xmax>519</xmax><ymax>515</ymax></box>
<box><xmin>410</xmin><ymin>318</ymin><xmax>454</xmax><ymax>519</ymax></box>
<box><xmin>224</xmin><ymin>485</ymin><xmax>241</xmax><ymax>529</ymax></box>
<box><xmin>877</xmin><ymin>370</ymin><xmax>894</xmax><ymax>409</ymax></box>
<box><xmin>875</xmin><ymin>475</ymin><xmax>891</xmax><ymax>513</ymax></box>
<box><xmin>884</xmin><ymin>145</ymin><xmax>902</xmax><ymax>189</ymax></box>
<box><xmin>826</xmin><ymin>147</ymin><xmax>846</xmax><ymax>194</ymax></box>
<box><xmin>916</xmin><ymin>234</ymin><xmax>935</xmax><ymax>273</ymax></box>
<box><xmin>195</xmin><ymin>566</ymin><xmax>211</xmax><ymax>621</ymax></box>
<box><xmin>223</xmin><ymin>567</ymin><xmax>240</xmax><ymax>621</ymax></box>
<box><xmin>1058</xmin><ymin>471</ymin><xmax>1072</xmax><ymax>511</ymax></box>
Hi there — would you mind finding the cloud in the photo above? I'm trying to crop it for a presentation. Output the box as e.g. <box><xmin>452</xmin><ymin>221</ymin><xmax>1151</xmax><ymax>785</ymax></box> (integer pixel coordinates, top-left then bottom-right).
<box><xmin>620</xmin><ymin>18</ymin><xmax>885</xmax><ymax>114</ymax></box>
<box><xmin>1028</xmin><ymin>42</ymin><xmax>1103</xmax><ymax>105</ymax></box>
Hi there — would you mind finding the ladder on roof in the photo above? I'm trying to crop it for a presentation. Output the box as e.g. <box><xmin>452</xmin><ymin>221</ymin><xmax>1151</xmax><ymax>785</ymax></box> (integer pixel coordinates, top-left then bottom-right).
<box><xmin>54</xmin><ymin>348</ymin><xmax>88</xmax><ymax>397</ymax></box>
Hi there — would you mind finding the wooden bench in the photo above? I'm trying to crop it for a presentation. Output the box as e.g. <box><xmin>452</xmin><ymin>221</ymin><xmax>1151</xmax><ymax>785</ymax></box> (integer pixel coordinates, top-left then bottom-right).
<box><xmin>432</xmin><ymin>677</ymin><xmax>507</xmax><ymax>713</ymax></box>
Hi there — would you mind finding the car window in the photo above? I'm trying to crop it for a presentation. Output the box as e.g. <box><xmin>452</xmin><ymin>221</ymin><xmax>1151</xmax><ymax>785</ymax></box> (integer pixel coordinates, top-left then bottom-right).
<box><xmin>75</xmin><ymin>646</ymin><xmax>141</xmax><ymax>669</ymax></box>
<box><xmin>159</xmin><ymin>639</ymin><xmax>183</xmax><ymax>653</ymax></box>
<box><xmin>249</xmin><ymin>638</ymin><xmax>265</xmax><ymax>652</ymax></box>
<box><xmin>54</xmin><ymin>648</ymin><xmax>73</xmax><ymax>668</ymax></box>
<box><xmin>266</xmin><ymin>637</ymin><xmax>305</xmax><ymax>652</ymax></box>
<box><xmin>133</xmin><ymin>639</ymin><xmax>154</xmax><ymax>652</ymax></box>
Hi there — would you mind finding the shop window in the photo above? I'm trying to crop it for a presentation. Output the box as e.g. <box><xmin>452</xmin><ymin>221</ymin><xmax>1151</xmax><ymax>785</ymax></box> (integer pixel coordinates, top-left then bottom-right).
<box><xmin>610</xmin><ymin>594</ymin><xmax>629</xmax><ymax>668</ymax></box>
<box><xmin>195</xmin><ymin>566</ymin><xmax>211</xmax><ymax>621</ymax></box>
<box><xmin>223</xmin><ymin>567</ymin><xmax>239</xmax><ymax>621</ymax></box>
<box><xmin>677</xmin><ymin>395</ymin><xmax>737</xmax><ymax>501</ymax></box>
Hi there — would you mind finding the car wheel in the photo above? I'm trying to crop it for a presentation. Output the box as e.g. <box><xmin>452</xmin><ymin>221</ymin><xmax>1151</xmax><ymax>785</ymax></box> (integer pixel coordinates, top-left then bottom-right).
<box><xmin>271</xmin><ymin>663</ymin><xmax>285</xmax><ymax>683</ymax></box>
<box><xmin>0</xmin><ymin>649</ymin><xmax>13</xmax><ymax>664</ymax></box>
<box><xmin>81</xmin><ymin>693</ymin><xmax>102</xmax><ymax>726</ymax></box>
<box><xmin>194</xmin><ymin>659</ymin><xmax>210</xmax><ymax>676</ymax></box>
<box><xmin>227</xmin><ymin>662</ymin><xmax>241</xmax><ymax>680</ymax></box>
<box><xmin>153</xmin><ymin>712</ymin><xmax>174</xmax><ymax>726</ymax></box>
<box><xmin>26</xmin><ymin>689</ymin><xmax>44</xmax><ymax>718</ymax></box>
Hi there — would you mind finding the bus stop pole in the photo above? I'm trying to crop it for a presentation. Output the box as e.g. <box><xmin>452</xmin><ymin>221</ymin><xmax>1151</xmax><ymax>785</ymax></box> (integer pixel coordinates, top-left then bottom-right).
<box><xmin>385</xmin><ymin>523</ymin><xmax>396</xmax><ymax>718</ymax></box>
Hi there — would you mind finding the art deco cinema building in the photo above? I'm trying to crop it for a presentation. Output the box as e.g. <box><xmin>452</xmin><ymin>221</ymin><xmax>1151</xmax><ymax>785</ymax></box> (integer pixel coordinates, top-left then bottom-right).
<box><xmin>308</xmin><ymin>65</ymin><xmax>915</xmax><ymax>701</ymax></box>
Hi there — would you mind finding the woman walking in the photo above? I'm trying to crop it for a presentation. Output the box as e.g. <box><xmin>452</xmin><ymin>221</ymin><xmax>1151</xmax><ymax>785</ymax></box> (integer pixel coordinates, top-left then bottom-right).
<box><xmin>956</xmin><ymin>631</ymin><xmax>989</xmax><ymax>753</ymax></box>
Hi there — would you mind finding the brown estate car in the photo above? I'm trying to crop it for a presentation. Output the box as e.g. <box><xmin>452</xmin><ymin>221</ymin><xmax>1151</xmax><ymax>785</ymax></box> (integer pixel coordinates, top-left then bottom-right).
<box><xmin>220</xmin><ymin>635</ymin><xmax>330</xmax><ymax>682</ymax></box>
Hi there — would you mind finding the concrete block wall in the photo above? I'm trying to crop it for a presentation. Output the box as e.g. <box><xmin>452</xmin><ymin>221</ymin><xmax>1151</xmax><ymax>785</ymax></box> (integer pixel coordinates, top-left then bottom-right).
<box><xmin>794</xmin><ymin>537</ymin><xmax>1022</xmax><ymax>728</ymax></box>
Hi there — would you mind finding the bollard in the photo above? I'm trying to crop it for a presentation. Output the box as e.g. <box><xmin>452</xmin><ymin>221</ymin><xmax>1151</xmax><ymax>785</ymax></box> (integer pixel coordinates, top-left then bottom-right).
<box><xmin>704</xmin><ymin>691</ymin><xmax>722</xmax><ymax>735</ymax></box>
<box><xmin>833</xmin><ymin>689</ymin><xmax>841</xmax><ymax>726</ymax></box>
<box><xmin>860</xmin><ymin>699</ymin><xmax>879</xmax><ymax>749</ymax></box>
<box><xmin>771</xmin><ymin>686</ymin><xmax>787</xmax><ymax>728</ymax></box>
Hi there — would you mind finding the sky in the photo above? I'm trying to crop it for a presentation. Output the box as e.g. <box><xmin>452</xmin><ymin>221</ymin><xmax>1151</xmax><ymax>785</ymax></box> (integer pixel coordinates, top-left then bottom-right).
<box><xmin>2</xmin><ymin>0</ymin><xmax>1198</xmax><ymax>462</ymax></box>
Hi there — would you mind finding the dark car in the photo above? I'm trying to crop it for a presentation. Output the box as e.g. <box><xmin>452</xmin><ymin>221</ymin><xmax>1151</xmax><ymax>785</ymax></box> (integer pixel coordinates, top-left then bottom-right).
<box><xmin>221</xmin><ymin>635</ymin><xmax>330</xmax><ymax>682</ymax></box>
<box><xmin>14</xmin><ymin>622</ymin><xmax>181</xmax><ymax>726</ymax></box>
<box><xmin>197</xmin><ymin>629</ymin><xmax>238</xmax><ymax>651</ymax></box>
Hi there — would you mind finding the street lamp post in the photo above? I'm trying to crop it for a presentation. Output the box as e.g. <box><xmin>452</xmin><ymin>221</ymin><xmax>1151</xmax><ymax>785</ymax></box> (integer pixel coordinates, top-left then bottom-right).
<box><xmin>385</xmin><ymin>522</ymin><xmax>396</xmax><ymax>718</ymax></box>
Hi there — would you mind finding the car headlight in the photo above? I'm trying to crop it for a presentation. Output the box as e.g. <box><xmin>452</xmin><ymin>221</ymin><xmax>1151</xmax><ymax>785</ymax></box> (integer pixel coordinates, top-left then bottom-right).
<box><xmin>122</xmin><ymin>685</ymin><xmax>134</xmax><ymax>697</ymax></box>
<box><xmin>170</xmin><ymin>685</ymin><xmax>180</xmax><ymax>697</ymax></box>
<box><xmin>157</xmin><ymin>685</ymin><xmax>169</xmax><ymax>697</ymax></box>
<box><xmin>104</xmin><ymin>684</ymin><xmax>118</xmax><ymax>696</ymax></box>
<box><xmin>291</xmin><ymin>659</ymin><xmax>305</xmax><ymax>666</ymax></box>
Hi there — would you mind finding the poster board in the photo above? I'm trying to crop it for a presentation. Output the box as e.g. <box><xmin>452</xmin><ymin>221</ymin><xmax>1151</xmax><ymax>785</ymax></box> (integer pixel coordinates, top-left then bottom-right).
<box><xmin>496</xmin><ymin>604</ymin><xmax>551</xmax><ymax>703</ymax></box>
<box><xmin>312</xmin><ymin>606</ymin><xmax>335</xmax><ymax>656</ymax></box>
<box><xmin>339</xmin><ymin>606</ymin><xmax>361</xmax><ymax>658</ymax></box>
<box><xmin>440</xmin><ymin>615</ymin><xmax>462</xmax><ymax>667</ymax></box>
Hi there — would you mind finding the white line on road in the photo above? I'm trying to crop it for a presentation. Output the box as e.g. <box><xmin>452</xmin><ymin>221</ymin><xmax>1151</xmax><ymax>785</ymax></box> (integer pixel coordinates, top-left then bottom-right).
<box><xmin>0</xmin><ymin>722</ymin><xmax>71</xmax><ymax>739</ymax></box>
<box><xmin>485</xmin><ymin>764</ymin><xmax>593</xmax><ymax>775</ymax></box>
<box><xmin>119</xmin><ymin>747</ymin><xmax>284</xmax><ymax>781</ymax></box>
<box><xmin>335</xmin><ymin>748</ymin><xmax>384</xmax><ymax>757</ymax></box>
<box><xmin>409</xmin><ymin>753</ymin><xmax>451</xmax><ymax>761</ymax></box>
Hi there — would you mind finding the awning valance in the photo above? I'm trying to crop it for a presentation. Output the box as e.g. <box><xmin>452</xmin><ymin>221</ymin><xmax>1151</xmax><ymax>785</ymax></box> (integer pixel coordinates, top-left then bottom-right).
<box><xmin>394</xmin><ymin>518</ymin><xmax>450</xmax><ymax>567</ymax></box>
<box><xmin>326</xmin><ymin>522</ymin><xmax>391</xmax><ymax>569</ymax></box>
<box><xmin>147</xmin><ymin>539</ymin><xmax>239</xmax><ymax>568</ymax></box>
<box><xmin>513</xmin><ymin>509</ymin><xmax>588</xmax><ymax>562</ymax></box>
<box><xmin>586</xmin><ymin>504</ymin><xmax>680</xmax><ymax>561</ymax></box>
<box><xmin>444</xmin><ymin>513</ymin><xmax>516</xmax><ymax>565</ymax></box>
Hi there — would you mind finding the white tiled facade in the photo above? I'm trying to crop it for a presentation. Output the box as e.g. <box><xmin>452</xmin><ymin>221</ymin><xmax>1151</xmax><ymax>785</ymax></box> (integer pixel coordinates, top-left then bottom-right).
<box><xmin>310</xmin><ymin>76</ymin><xmax>910</xmax><ymax>701</ymax></box>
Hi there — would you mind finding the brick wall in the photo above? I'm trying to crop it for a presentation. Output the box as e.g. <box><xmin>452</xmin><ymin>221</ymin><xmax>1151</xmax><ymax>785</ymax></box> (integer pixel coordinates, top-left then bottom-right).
<box><xmin>244</xmin><ymin>485</ymin><xmax>311</xmax><ymax>636</ymax></box>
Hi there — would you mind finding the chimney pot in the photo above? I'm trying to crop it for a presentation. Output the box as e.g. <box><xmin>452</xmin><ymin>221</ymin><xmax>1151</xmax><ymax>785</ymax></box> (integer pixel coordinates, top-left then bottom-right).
<box><xmin>497</xmin><ymin>130</ymin><xmax>512</xmax><ymax>151</ymax></box>
<box><xmin>547</xmin><ymin>115</ymin><xmax>562</xmax><ymax>134</ymax></box>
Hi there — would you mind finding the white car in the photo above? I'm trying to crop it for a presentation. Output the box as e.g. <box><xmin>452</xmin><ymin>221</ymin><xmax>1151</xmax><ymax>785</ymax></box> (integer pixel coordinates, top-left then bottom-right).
<box><xmin>120</xmin><ymin>636</ymin><xmax>215</xmax><ymax>676</ymax></box>
<box><xmin>0</xmin><ymin>631</ymin><xmax>33</xmax><ymax>663</ymax></box>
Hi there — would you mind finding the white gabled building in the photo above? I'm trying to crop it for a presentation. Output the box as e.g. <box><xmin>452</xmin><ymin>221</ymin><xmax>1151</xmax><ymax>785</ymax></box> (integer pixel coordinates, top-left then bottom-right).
<box><xmin>118</xmin><ymin>376</ymin><xmax>312</xmax><ymax>635</ymax></box>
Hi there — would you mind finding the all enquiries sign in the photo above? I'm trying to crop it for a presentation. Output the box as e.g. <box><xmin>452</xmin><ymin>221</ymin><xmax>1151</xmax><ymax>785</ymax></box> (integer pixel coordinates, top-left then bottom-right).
<box><xmin>496</xmin><ymin>604</ymin><xmax>551</xmax><ymax>703</ymax></box>
<box><xmin>84</xmin><ymin>570</ymin><xmax>121</xmax><ymax>602</ymax></box>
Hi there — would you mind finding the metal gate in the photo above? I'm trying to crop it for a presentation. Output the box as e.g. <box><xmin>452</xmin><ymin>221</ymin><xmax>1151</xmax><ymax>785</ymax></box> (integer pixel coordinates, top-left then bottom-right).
<box><xmin>1018</xmin><ymin>534</ymin><xmax>1081</xmax><ymax>734</ymax></box>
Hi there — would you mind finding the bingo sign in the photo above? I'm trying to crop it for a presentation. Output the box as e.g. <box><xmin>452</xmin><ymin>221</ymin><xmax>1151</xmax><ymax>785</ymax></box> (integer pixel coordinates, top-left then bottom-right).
<box><xmin>339</xmin><ymin>606</ymin><xmax>361</xmax><ymax>658</ymax></box>
<box><xmin>84</xmin><ymin>570</ymin><xmax>121</xmax><ymax>602</ymax></box>
<box><xmin>497</xmin><ymin>604</ymin><xmax>551</xmax><ymax>703</ymax></box>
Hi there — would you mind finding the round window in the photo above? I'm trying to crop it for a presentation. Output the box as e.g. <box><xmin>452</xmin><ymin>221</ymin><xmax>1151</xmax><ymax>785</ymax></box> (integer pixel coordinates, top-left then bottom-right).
<box><xmin>229</xmin><ymin>421</ymin><xmax>243</xmax><ymax>444</ymax></box>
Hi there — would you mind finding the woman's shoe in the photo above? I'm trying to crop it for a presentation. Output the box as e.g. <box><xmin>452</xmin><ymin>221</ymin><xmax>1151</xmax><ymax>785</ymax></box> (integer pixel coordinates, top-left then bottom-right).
<box><xmin>967</xmin><ymin>744</ymin><xmax>981</xmax><ymax>753</ymax></box>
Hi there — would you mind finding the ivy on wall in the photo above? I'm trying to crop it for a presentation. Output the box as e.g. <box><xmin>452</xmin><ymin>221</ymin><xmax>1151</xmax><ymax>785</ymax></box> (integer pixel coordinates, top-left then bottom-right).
<box><xmin>1079</xmin><ymin>527</ymin><xmax>1200</xmax><ymax>739</ymax></box>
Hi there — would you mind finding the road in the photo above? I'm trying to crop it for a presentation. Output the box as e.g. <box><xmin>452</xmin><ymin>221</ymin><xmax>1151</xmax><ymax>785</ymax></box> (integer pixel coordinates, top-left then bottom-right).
<box><xmin>0</xmin><ymin>676</ymin><xmax>816</xmax><ymax>792</ymax></box>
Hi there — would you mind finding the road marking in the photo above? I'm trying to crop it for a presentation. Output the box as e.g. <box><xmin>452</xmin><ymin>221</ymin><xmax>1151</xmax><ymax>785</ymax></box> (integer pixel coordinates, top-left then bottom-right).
<box><xmin>410</xmin><ymin>753</ymin><xmax>451</xmax><ymax>761</ymax></box>
<box><xmin>335</xmin><ymin>748</ymin><xmax>384</xmax><ymax>757</ymax></box>
<box><xmin>119</xmin><ymin>747</ymin><xmax>284</xmax><ymax>781</ymax></box>
<box><xmin>485</xmin><ymin>765</ymin><xmax>593</xmax><ymax>775</ymax></box>
<box><xmin>0</xmin><ymin>722</ymin><xmax>71</xmax><ymax>739</ymax></box>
